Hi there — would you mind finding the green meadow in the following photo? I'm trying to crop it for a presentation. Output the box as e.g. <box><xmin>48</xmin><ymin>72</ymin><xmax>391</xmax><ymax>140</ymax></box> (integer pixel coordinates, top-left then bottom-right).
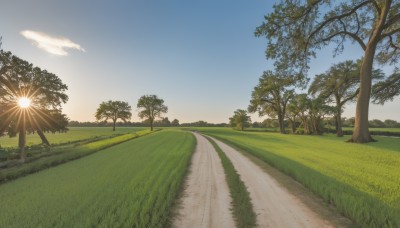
<box><xmin>0</xmin><ymin>130</ymin><xmax>195</xmax><ymax>227</ymax></box>
<box><xmin>0</xmin><ymin>127</ymin><xmax>146</xmax><ymax>148</ymax></box>
<box><xmin>198</xmin><ymin>128</ymin><xmax>400</xmax><ymax>227</ymax></box>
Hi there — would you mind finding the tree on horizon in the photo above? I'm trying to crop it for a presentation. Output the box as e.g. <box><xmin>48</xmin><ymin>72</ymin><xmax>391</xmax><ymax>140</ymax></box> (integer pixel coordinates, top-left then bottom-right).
<box><xmin>95</xmin><ymin>100</ymin><xmax>132</xmax><ymax>131</ymax></box>
<box><xmin>137</xmin><ymin>95</ymin><xmax>168</xmax><ymax>131</ymax></box>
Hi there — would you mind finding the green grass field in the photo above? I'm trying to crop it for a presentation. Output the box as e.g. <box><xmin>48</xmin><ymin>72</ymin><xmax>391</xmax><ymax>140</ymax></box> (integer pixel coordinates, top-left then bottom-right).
<box><xmin>342</xmin><ymin>127</ymin><xmax>400</xmax><ymax>132</ymax></box>
<box><xmin>197</xmin><ymin>128</ymin><xmax>400</xmax><ymax>227</ymax></box>
<box><xmin>0</xmin><ymin>130</ymin><xmax>195</xmax><ymax>227</ymax></box>
<box><xmin>0</xmin><ymin>127</ymin><xmax>146</xmax><ymax>148</ymax></box>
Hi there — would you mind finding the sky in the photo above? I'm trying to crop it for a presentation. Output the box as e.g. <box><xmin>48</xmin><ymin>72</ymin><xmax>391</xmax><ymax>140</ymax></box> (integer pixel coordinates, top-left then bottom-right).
<box><xmin>1</xmin><ymin>0</ymin><xmax>399</xmax><ymax>123</ymax></box>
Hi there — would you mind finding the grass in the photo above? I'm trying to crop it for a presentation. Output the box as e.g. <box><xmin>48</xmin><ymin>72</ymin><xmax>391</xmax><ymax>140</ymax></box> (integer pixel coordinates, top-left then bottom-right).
<box><xmin>0</xmin><ymin>129</ymin><xmax>154</xmax><ymax>183</ymax></box>
<box><xmin>197</xmin><ymin>127</ymin><xmax>400</xmax><ymax>227</ymax></box>
<box><xmin>0</xmin><ymin>127</ymin><xmax>146</xmax><ymax>148</ymax></box>
<box><xmin>0</xmin><ymin>129</ymin><xmax>195</xmax><ymax>227</ymax></box>
<box><xmin>205</xmin><ymin>135</ymin><xmax>256</xmax><ymax>228</ymax></box>
<box><xmin>342</xmin><ymin>127</ymin><xmax>400</xmax><ymax>133</ymax></box>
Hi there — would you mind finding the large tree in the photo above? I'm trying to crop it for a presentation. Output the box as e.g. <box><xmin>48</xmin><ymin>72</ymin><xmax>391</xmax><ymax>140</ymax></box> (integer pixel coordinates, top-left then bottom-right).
<box><xmin>137</xmin><ymin>95</ymin><xmax>168</xmax><ymax>131</ymax></box>
<box><xmin>248</xmin><ymin>71</ymin><xmax>294</xmax><ymax>134</ymax></box>
<box><xmin>229</xmin><ymin>109</ymin><xmax>251</xmax><ymax>131</ymax></box>
<box><xmin>95</xmin><ymin>100</ymin><xmax>132</xmax><ymax>131</ymax></box>
<box><xmin>256</xmin><ymin>0</ymin><xmax>400</xmax><ymax>143</ymax></box>
<box><xmin>309</xmin><ymin>60</ymin><xmax>384</xmax><ymax>136</ymax></box>
<box><xmin>0</xmin><ymin>50</ymin><xmax>69</xmax><ymax>161</ymax></box>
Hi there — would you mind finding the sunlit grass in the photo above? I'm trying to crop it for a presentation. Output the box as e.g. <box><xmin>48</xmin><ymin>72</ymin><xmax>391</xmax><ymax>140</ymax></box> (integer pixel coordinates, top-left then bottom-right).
<box><xmin>0</xmin><ymin>130</ymin><xmax>195</xmax><ymax>227</ymax></box>
<box><xmin>198</xmin><ymin>128</ymin><xmax>400</xmax><ymax>227</ymax></box>
<box><xmin>0</xmin><ymin>127</ymin><xmax>146</xmax><ymax>148</ymax></box>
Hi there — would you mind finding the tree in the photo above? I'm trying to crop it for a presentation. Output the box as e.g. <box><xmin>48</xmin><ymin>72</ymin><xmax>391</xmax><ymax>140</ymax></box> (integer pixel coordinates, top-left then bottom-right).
<box><xmin>309</xmin><ymin>60</ymin><xmax>384</xmax><ymax>136</ymax></box>
<box><xmin>161</xmin><ymin>117</ymin><xmax>171</xmax><ymax>127</ymax></box>
<box><xmin>291</xmin><ymin>94</ymin><xmax>312</xmax><ymax>134</ymax></box>
<box><xmin>372</xmin><ymin>67</ymin><xmax>400</xmax><ymax>104</ymax></box>
<box><xmin>137</xmin><ymin>95</ymin><xmax>168</xmax><ymax>131</ymax></box>
<box><xmin>248</xmin><ymin>71</ymin><xmax>294</xmax><ymax>134</ymax></box>
<box><xmin>95</xmin><ymin>100</ymin><xmax>132</xmax><ymax>131</ymax></box>
<box><xmin>286</xmin><ymin>98</ymin><xmax>299</xmax><ymax>134</ymax></box>
<box><xmin>384</xmin><ymin>119</ymin><xmax>400</xmax><ymax>128</ymax></box>
<box><xmin>171</xmin><ymin>119</ymin><xmax>180</xmax><ymax>126</ymax></box>
<box><xmin>308</xmin><ymin>96</ymin><xmax>334</xmax><ymax>135</ymax></box>
<box><xmin>256</xmin><ymin>1</ymin><xmax>400</xmax><ymax>143</ymax></box>
<box><xmin>229</xmin><ymin>109</ymin><xmax>251</xmax><ymax>131</ymax></box>
<box><xmin>0</xmin><ymin>50</ymin><xmax>69</xmax><ymax>161</ymax></box>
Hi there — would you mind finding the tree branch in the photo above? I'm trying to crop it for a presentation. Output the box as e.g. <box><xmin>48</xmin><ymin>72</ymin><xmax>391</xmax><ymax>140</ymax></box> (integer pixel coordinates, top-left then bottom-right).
<box><xmin>307</xmin><ymin>1</ymin><xmax>372</xmax><ymax>50</ymax></box>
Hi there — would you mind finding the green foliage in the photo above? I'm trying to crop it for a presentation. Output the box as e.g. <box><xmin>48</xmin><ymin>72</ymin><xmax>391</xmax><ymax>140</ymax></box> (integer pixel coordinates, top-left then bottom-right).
<box><xmin>137</xmin><ymin>95</ymin><xmax>168</xmax><ymax>131</ymax></box>
<box><xmin>372</xmin><ymin>68</ymin><xmax>400</xmax><ymax>104</ymax></box>
<box><xmin>248</xmin><ymin>71</ymin><xmax>295</xmax><ymax>134</ymax></box>
<box><xmin>199</xmin><ymin>128</ymin><xmax>400</xmax><ymax>227</ymax></box>
<box><xmin>206</xmin><ymin>136</ymin><xmax>256</xmax><ymax>228</ymax></box>
<box><xmin>0</xmin><ymin>130</ymin><xmax>195</xmax><ymax>227</ymax></box>
<box><xmin>229</xmin><ymin>109</ymin><xmax>251</xmax><ymax>131</ymax></box>
<box><xmin>256</xmin><ymin>1</ymin><xmax>400</xmax><ymax>76</ymax></box>
<box><xmin>0</xmin><ymin>50</ymin><xmax>69</xmax><ymax>143</ymax></box>
<box><xmin>95</xmin><ymin>100</ymin><xmax>132</xmax><ymax>131</ymax></box>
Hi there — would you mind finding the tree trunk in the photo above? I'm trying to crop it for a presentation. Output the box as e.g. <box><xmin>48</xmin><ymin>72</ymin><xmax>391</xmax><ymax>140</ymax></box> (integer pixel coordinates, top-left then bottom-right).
<box><xmin>19</xmin><ymin>113</ymin><xmax>26</xmax><ymax>163</ymax></box>
<box><xmin>37</xmin><ymin>129</ymin><xmax>50</xmax><ymax>146</ymax></box>
<box><xmin>150</xmin><ymin>120</ymin><xmax>153</xmax><ymax>131</ymax></box>
<box><xmin>113</xmin><ymin>120</ymin><xmax>116</xmax><ymax>131</ymax></box>
<box><xmin>290</xmin><ymin>118</ymin><xmax>296</xmax><ymax>134</ymax></box>
<box><xmin>336</xmin><ymin>111</ymin><xmax>343</xmax><ymax>137</ymax></box>
<box><xmin>351</xmin><ymin>47</ymin><xmax>376</xmax><ymax>143</ymax></box>
<box><xmin>278</xmin><ymin>113</ymin><xmax>285</xmax><ymax>134</ymax></box>
<box><xmin>303</xmin><ymin>118</ymin><xmax>310</xmax><ymax>135</ymax></box>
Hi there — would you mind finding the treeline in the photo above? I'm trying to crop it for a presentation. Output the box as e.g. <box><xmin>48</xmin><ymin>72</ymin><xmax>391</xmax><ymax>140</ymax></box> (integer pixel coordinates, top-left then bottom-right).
<box><xmin>69</xmin><ymin>119</ymin><xmax>228</xmax><ymax>128</ymax></box>
<box><xmin>252</xmin><ymin>117</ymin><xmax>400</xmax><ymax>129</ymax></box>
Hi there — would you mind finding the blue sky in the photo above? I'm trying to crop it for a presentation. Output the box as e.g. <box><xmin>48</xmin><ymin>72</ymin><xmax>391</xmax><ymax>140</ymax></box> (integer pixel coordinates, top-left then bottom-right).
<box><xmin>1</xmin><ymin>0</ymin><xmax>399</xmax><ymax>122</ymax></box>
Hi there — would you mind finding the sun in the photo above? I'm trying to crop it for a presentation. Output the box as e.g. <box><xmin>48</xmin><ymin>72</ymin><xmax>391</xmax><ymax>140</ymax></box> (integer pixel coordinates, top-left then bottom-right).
<box><xmin>17</xmin><ymin>97</ymin><xmax>31</xmax><ymax>108</ymax></box>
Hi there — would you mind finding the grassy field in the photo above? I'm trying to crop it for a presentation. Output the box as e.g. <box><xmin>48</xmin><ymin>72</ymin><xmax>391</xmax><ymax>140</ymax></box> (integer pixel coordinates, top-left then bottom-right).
<box><xmin>342</xmin><ymin>127</ymin><xmax>400</xmax><ymax>132</ymax></box>
<box><xmin>0</xmin><ymin>127</ymin><xmax>146</xmax><ymax>148</ymax></box>
<box><xmin>0</xmin><ymin>129</ymin><xmax>155</xmax><ymax>183</ymax></box>
<box><xmin>197</xmin><ymin>128</ymin><xmax>400</xmax><ymax>227</ymax></box>
<box><xmin>0</xmin><ymin>130</ymin><xmax>195</xmax><ymax>227</ymax></box>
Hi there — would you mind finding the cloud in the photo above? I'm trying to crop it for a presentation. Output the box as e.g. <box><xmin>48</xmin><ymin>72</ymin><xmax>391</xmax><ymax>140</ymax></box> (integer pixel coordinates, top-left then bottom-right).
<box><xmin>20</xmin><ymin>30</ymin><xmax>85</xmax><ymax>56</ymax></box>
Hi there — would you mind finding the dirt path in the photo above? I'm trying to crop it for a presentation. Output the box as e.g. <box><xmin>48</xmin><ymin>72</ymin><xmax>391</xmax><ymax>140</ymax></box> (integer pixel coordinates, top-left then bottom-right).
<box><xmin>172</xmin><ymin>132</ymin><xmax>235</xmax><ymax>228</ymax></box>
<box><xmin>213</xmin><ymin>138</ymin><xmax>333</xmax><ymax>228</ymax></box>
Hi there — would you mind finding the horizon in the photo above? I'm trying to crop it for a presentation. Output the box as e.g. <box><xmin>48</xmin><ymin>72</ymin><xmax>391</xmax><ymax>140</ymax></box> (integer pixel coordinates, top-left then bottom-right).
<box><xmin>1</xmin><ymin>0</ymin><xmax>399</xmax><ymax>123</ymax></box>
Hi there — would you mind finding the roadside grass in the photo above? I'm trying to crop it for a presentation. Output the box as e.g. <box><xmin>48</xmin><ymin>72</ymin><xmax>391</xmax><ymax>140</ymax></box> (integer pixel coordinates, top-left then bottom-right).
<box><xmin>0</xmin><ymin>130</ymin><xmax>195</xmax><ymax>227</ymax></box>
<box><xmin>198</xmin><ymin>128</ymin><xmax>400</xmax><ymax>227</ymax></box>
<box><xmin>0</xmin><ymin>129</ymin><xmax>154</xmax><ymax>183</ymax></box>
<box><xmin>205</xmin><ymin>135</ymin><xmax>256</xmax><ymax>228</ymax></box>
<box><xmin>0</xmin><ymin>127</ymin><xmax>146</xmax><ymax>148</ymax></box>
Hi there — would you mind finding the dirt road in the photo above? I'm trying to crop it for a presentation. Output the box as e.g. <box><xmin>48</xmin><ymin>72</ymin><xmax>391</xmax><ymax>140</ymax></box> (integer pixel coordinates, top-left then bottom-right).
<box><xmin>213</xmin><ymin>138</ymin><xmax>333</xmax><ymax>228</ymax></box>
<box><xmin>172</xmin><ymin>132</ymin><xmax>235</xmax><ymax>228</ymax></box>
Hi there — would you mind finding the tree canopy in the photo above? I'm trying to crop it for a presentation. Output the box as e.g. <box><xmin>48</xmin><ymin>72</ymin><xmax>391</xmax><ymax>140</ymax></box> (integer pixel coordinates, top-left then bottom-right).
<box><xmin>256</xmin><ymin>0</ymin><xmax>400</xmax><ymax>143</ymax></box>
<box><xmin>229</xmin><ymin>109</ymin><xmax>251</xmax><ymax>131</ymax></box>
<box><xmin>137</xmin><ymin>95</ymin><xmax>168</xmax><ymax>131</ymax></box>
<box><xmin>95</xmin><ymin>100</ymin><xmax>132</xmax><ymax>131</ymax></box>
<box><xmin>0</xmin><ymin>50</ymin><xmax>69</xmax><ymax>161</ymax></box>
<box><xmin>248</xmin><ymin>71</ymin><xmax>295</xmax><ymax>134</ymax></box>
<box><xmin>372</xmin><ymin>67</ymin><xmax>400</xmax><ymax>104</ymax></box>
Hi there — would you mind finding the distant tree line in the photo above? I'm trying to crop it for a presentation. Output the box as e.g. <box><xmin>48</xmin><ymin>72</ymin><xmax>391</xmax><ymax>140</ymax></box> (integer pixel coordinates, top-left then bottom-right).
<box><xmin>69</xmin><ymin>119</ymin><xmax>229</xmax><ymax>128</ymax></box>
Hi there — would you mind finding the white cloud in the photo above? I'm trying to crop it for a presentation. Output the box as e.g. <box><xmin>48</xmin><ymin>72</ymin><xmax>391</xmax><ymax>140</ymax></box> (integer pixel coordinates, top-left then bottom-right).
<box><xmin>20</xmin><ymin>30</ymin><xmax>85</xmax><ymax>56</ymax></box>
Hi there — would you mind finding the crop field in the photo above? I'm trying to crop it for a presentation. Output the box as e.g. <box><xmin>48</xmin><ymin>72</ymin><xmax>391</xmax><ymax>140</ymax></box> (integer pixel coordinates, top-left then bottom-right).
<box><xmin>198</xmin><ymin>128</ymin><xmax>400</xmax><ymax>227</ymax></box>
<box><xmin>0</xmin><ymin>127</ymin><xmax>146</xmax><ymax>148</ymax></box>
<box><xmin>0</xmin><ymin>130</ymin><xmax>195</xmax><ymax>227</ymax></box>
